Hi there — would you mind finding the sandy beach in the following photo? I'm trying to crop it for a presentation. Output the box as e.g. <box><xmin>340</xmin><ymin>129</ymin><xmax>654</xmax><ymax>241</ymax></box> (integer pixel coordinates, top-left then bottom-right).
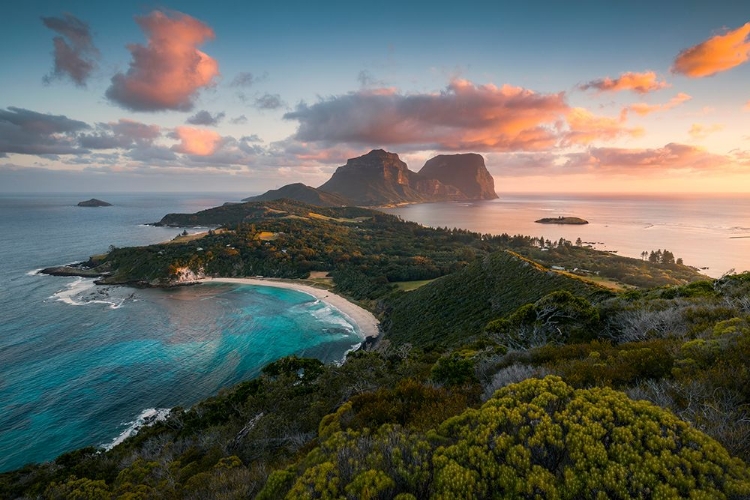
<box><xmin>198</xmin><ymin>277</ymin><xmax>380</xmax><ymax>339</ymax></box>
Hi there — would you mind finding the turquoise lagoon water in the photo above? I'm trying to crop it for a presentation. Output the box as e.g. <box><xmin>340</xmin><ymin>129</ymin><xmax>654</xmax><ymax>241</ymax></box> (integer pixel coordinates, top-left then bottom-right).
<box><xmin>0</xmin><ymin>194</ymin><xmax>364</xmax><ymax>472</ymax></box>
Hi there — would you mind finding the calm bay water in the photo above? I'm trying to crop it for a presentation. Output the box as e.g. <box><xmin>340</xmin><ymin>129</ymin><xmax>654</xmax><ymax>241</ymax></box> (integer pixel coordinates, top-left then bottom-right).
<box><xmin>383</xmin><ymin>193</ymin><xmax>750</xmax><ymax>278</ymax></box>
<box><xmin>0</xmin><ymin>193</ymin><xmax>364</xmax><ymax>472</ymax></box>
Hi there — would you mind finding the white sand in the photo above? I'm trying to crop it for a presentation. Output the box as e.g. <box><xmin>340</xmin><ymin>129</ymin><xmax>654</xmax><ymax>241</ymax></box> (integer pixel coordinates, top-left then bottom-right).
<box><xmin>198</xmin><ymin>277</ymin><xmax>380</xmax><ymax>339</ymax></box>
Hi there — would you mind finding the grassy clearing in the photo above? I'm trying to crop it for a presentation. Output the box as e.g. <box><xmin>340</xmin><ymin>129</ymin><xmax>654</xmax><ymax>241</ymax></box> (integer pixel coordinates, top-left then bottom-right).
<box><xmin>555</xmin><ymin>270</ymin><xmax>629</xmax><ymax>291</ymax></box>
<box><xmin>258</xmin><ymin>231</ymin><xmax>277</xmax><ymax>241</ymax></box>
<box><xmin>308</xmin><ymin>212</ymin><xmax>361</xmax><ymax>223</ymax></box>
<box><xmin>393</xmin><ymin>279</ymin><xmax>435</xmax><ymax>291</ymax></box>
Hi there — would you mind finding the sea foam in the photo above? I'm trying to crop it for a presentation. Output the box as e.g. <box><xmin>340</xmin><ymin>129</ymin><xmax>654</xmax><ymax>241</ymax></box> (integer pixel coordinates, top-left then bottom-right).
<box><xmin>103</xmin><ymin>408</ymin><xmax>171</xmax><ymax>450</ymax></box>
<box><xmin>50</xmin><ymin>278</ymin><xmax>126</xmax><ymax>309</ymax></box>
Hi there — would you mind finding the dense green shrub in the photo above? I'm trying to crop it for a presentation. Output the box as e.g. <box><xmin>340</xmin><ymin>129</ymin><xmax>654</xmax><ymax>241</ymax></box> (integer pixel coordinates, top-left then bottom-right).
<box><xmin>266</xmin><ymin>376</ymin><xmax>750</xmax><ymax>499</ymax></box>
<box><xmin>486</xmin><ymin>290</ymin><xmax>600</xmax><ymax>348</ymax></box>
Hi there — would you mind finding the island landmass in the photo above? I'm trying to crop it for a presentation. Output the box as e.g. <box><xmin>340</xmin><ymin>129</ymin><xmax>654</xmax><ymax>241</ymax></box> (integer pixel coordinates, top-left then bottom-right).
<box><xmin>12</xmin><ymin>187</ymin><xmax>750</xmax><ymax>500</ymax></box>
<box><xmin>77</xmin><ymin>198</ymin><xmax>112</xmax><ymax>207</ymax></box>
<box><xmin>244</xmin><ymin>149</ymin><xmax>498</xmax><ymax>207</ymax></box>
<box><xmin>535</xmin><ymin>216</ymin><xmax>589</xmax><ymax>225</ymax></box>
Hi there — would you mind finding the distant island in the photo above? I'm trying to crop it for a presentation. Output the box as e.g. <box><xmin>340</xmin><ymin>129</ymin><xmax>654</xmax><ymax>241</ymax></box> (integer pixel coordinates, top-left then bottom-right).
<box><xmin>243</xmin><ymin>149</ymin><xmax>498</xmax><ymax>207</ymax></box>
<box><xmin>535</xmin><ymin>216</ymin><xmax>588</xmax><ymax>225</ymax></box>
<box><xmin>77</xmin><ymin>198</ymin><xmax>112</xmax><ymax>207</ymax></box>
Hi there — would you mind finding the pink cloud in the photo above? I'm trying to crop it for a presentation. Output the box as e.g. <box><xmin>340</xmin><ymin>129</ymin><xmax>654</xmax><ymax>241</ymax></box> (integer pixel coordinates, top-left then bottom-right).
<box><xmin>563</xmin><ymin>108</ymin><xmax>642</xmax><ymax>145</ymax></box>
<box><xmin>106</xmin><ymin>10</ymin><xmax>219</xmax><ymax>112</ymax></box>
<box><xmin>579</xmin><ymin>71</ymin><xmax>669</xmax><ymax>94</ymax></box>
<box><xmin>284</xmin><ymin>80</ymin><xmax>635</xmax><ymax>152</ymax></box>
<box><xmin>672</xmin><ymin>22</ymin><xmax>750</xmax><ymax>77</ymax></box>
<box><xmin>688</xmin><ymin>123</ymin><xmax>724</xmax><ymax>140</ymax></box>
<box><xmin>171</xmin><ymin>126</ymin><xmax>222</xmax><ymax>156</ymax></box>
<box><xmin>744</xmin><ymin>100</ymin><xmax>750</xmax><ymax>112</ymax></box>
<box><xmin>566</xmin><ymin>143</ymin><xmax>728</xmax><ymax>173</ymax></box>
<box><xmin>626</xmin><ymin>93</ymin><xmax>692</xmax><ymax>116</ymax></box>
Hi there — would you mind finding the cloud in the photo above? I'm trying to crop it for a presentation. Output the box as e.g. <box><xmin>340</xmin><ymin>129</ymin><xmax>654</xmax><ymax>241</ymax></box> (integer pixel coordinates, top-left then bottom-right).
<box><xmin>0</xmin><ymin>107</ymin><xmax>89</xmax><ymax>155</ymax></box>
<box><xmin>688</xmin><ymin>123</ymin><xmax>723</xmax><ymax>140</ymax></box>
<box><xmin>672</xmin><ymin>22</ymin><xmax>750</xmax><ymax>77</ymax></box>
<box><xmin>41</xmin><ymin>13</ymin><xmax>99</xmax><ymax>87</ymax></box>
<box><xmin>357</xmin><ymin>70</ymin><xmax>385</xmax><ymax>87</ymax></box>
<box><xmin>626</xmin><ymin>93</ymin><xmax>692</xmax><ymax>116</ymax></box>
<box><xmin>230</xmin><ymin>72</ymin><xmax>256</xmax><ymax>87</ymax></box>
<box><xmin>744</xmin><ymin>100</ymin><xmax>750</xmax><ymax>112</ymax></box>
<box><xmin>79</xmin><ymin>119</ymin><xmax>161</xmax><ymax>149</ymax></box>
<box><xmin>186</xmin><ymin>110</ymin><xmax>225</xmax><ymax>126</ymax></box>
<box><xmin>126</xmin><ymin>145</ymin><xmax>177</xmax><ymax>162</ymax></box>
<box><xmin>564</xmin><ymin>108</ymin><xmax>642</xmax><ymax>146</ymax></box>
<box><xmin>254</xmin><ymin>93</ymin><xmax>285</xmax><ymax>110</ymax></box>
<box><xmin>170</xmin><ymin>126</ymin><xmax>222</xmax><ymax>155</ymax></box>
<box><xmin>566</xmin><ymin>143</ymin><xmax>728</xmax><ymax>173</ymax></box>
<box><xmin>579</xmin><ymin>71</ymin><xmax>669</xmax><ymax>94</ymax></box>
<box><xmin>284</xmin><ymin>80</ymin><xmax>637</xmax><ymax>152</ymax></box>
<box><xmin>230</xmin><ymin>115</ymin><xmax>248</xmax><ymax>124</ymax></box>
<box><xmin>105</xmin><ymin>10</ymin><xmax>219</xmax><ymax>112</ymax></box>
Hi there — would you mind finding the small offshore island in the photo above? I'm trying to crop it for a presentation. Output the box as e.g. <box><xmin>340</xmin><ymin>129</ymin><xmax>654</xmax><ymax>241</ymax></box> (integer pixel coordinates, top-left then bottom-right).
<box><xmin>535</xmin><ymin>216</ymin><xmax>589</xmax><ymax>225</ymax></box>
<box><xmin>8</xmin><ymin>151</ymin><xmax>750</xmax><ymax>498</ymax></box>
<box><xmin>77</xmin><ymin>198</ymin><xmax>112</xmax><ymax>207</ymax></box>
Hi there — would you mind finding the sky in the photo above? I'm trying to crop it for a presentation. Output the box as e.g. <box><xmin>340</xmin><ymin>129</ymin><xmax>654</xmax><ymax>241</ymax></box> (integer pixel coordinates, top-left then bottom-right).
<box><xmin>1</xmin><ymin>0</ymin><xmax>750</xmax><ymax>194</ymax></box>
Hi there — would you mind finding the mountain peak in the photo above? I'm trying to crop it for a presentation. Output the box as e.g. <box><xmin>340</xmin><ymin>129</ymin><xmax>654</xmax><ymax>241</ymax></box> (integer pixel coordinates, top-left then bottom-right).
<box><xmin>248</xmin><ymin>150</ymin><xmax>498</xmax><ymax>207</ymax></box>
<box><xmin>419</xmin><ymin>153</ymin><xmax>498</xmax><ymax>200</ymax></box>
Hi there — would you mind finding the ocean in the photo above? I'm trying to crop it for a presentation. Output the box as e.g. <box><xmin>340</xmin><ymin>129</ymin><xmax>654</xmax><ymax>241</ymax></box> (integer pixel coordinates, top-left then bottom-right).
<box><xmin>383</xmin><ymin>193</ymin><xmax>750</xmax><ymax>278</ymax></box>
<box><xmin>0</xmin><ymin>193</ymin><xmax>365</xmax><ymax>473</ymax></box>
<box><xmin>1</xmin><ymin>192</ymin><xmax>748</xmax><ymax>473</ymax></box>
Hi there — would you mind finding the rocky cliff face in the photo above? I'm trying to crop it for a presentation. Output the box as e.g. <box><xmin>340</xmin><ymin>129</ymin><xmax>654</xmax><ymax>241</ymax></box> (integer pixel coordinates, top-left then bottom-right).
<box><xmin>418</xmin><ymin>154</ymin><xmax>498</xmax><ymax>200</ymax></box>
<box><xmin>250</xmin><ymin>149</ymin><xmax>498</xmax><ymax>207</ymax></box>
<box><xmin>318</xmin><ymin>150</ymin><xmax>443</xmax><ymax>205</ymax></box>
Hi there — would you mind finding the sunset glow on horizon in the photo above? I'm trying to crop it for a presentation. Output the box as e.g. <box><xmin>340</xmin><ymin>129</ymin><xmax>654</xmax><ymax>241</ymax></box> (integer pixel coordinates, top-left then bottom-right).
<box><xmin>1</xmin><ymin>1</ymin><xmax>749</xmax><ymax>194</ymax></box>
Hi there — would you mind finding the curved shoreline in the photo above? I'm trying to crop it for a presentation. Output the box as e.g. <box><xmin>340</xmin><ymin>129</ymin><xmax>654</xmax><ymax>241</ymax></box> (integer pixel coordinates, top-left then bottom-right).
<box><xmin>198</xmin><ymin>277</ymin><xmax>380</xmax><ymax>339</ymax></box>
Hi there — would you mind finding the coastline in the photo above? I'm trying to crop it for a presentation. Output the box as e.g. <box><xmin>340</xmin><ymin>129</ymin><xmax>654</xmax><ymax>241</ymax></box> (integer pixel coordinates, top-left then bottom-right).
<box><xmin>198</xmin><ymin>277</ymin><xmax>380</xmax><ymax>339</ymax></box>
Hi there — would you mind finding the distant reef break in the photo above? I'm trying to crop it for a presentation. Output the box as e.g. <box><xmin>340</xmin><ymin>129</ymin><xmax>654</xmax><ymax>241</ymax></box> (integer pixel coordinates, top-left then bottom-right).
<box><xmin>244</xmin><ymin>149</ymin><xmax>498</xmax><ymax>207</ymax></box>
<box><xmin>77</xmin><ymin>198</ymin><xmax>112</xmax><ymax>207</ymax></box>
<box><xmin>535</xmin><ymin>216</ymin><xmax>589</xmax><ymax>225</ymax></box>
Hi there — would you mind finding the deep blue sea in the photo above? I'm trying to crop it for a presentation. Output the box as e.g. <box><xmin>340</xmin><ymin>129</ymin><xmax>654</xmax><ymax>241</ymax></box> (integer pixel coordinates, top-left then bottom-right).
<box><xmin>0</xmin><ymin>193</ymin><xmax>365</xmax><ymax>472</ymax></box>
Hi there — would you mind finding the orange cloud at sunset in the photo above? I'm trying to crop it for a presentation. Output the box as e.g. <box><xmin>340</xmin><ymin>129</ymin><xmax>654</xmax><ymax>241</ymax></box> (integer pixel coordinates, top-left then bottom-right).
<box><xmin>106</xmin><ymin>10</ymin><xmax>219</xmax><ymax>111</ymax></box>
<box><xmin>672</xmin><ymin>22</ymin><xmax>750</xmax><ymax>77</ymax></box>
<box><xmin>171</xmin><ymin>127</ymin><xmax>222</xmax><ymax>156</ymax></box>
<box><xmin>566</xmin><ymin>143</ymin><xmax>728</xmax><ymax>173</ymax></box>
<box><xmin>689</xmin><ymin>123</ymin><xmax>724</xmax><ymax>140</ymax></box>
<box><xmin>744</xmin><ymin>100</ymin><xmax>750</xmax><ymax>112</ymax></box>
<box><xmin>579</xmin><ymin>71</ymin><xmax>669</xmax><ymax>94</ymax></box>
<box><xmin>285</xmin><ymin>80</ymin><xmax>639</xmax><ymax>152</ymax></box>
<box><xmin>627</xmin><ymin>93</ymin><xmax>692</xmax><ymax>116</ymax></box>
<box><xmin>564</xmin><ymin>108</ymin><xmax>642</xmax><ymax>145</ymax></box>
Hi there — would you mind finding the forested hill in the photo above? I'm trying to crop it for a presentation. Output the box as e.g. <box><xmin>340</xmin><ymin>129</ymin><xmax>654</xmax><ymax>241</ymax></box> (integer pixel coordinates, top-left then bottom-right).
<box><xmin>383</xmin><ymin>251</ymin><xmax>609</xmax><ymax>347</ymax></box>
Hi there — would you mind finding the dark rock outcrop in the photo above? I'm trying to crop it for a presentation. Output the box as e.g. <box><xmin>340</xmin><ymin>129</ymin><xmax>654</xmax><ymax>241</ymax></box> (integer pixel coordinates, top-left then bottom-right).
<box><xmin>242</xmin><ymin>183</ymin><xmax>351</xmax><ymax>207</ymax></box>
<box><xmin>418</xmin><ymin>153</ymin><xmax>498</xmax><ymax>200</ymax></box>
<box><xmin>77</xmin><ymin>198</ymin><xmax>112</xmax><ymax>207</ymax></box>
<box><xmin>319</xmin><ymin>149</ymin><xmax>475</xmax><ymax>206</ymax></box>
<box><xmin>249</xmin><ymin>149</ymin><xmax>498</xmax><ymax>207</ymax></box>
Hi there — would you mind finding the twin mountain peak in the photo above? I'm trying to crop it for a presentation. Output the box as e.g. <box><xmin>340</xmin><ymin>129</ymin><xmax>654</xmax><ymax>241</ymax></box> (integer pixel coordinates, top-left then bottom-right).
<box><xmin>244</xmin><ymin>149</ymin><xmax>498</xmax><ymax>207</ymax></box>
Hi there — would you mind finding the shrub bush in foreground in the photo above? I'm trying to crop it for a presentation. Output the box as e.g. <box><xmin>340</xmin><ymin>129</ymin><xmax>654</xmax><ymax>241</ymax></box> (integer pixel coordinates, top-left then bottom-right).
<box><xmin>264</xmin><ymin>376</ymin><xmax>750</xmax><ymax>499</ymax></box>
